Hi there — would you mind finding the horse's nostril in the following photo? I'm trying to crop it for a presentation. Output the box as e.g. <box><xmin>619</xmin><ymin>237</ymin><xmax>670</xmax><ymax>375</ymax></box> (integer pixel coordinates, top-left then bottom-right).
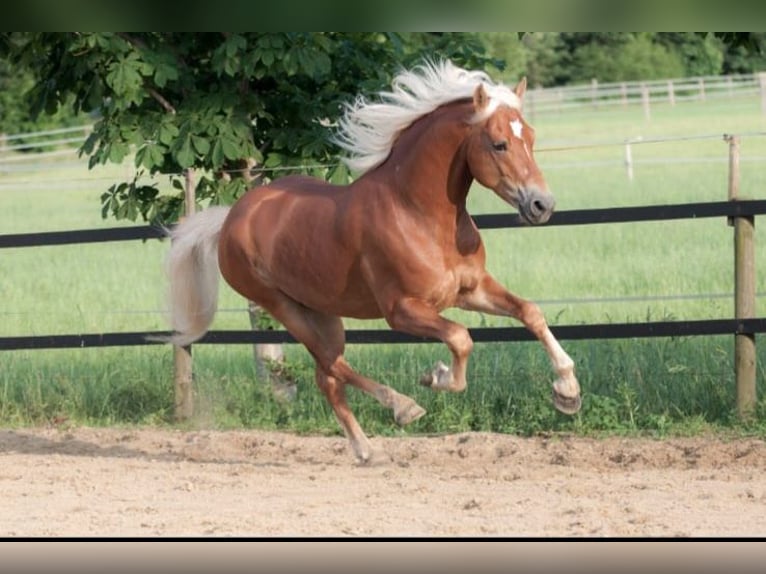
<box><xmin>531</xmin><ymin>199</ymin><xmax>545</xmax><ymax>215</ymax></box>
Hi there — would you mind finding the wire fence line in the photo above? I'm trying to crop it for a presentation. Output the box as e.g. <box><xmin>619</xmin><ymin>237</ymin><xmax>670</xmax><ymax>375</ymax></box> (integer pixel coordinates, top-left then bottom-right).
<box><xmin>2</xmin><ymin>131</ymin><xmax>766</xmax><ymax>191</ymax></box>
<box><xmin>3</xmin><ymin>291</ymin><xmax>766</xmax><ymax>321</ymax></box>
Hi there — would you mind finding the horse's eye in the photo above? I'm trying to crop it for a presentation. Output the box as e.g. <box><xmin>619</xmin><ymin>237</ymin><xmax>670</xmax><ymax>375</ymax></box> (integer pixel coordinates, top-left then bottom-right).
<box><xmin>492</xmin><ymin>141</ymin><xmax>508</xmax><ymax>152</ymax></box>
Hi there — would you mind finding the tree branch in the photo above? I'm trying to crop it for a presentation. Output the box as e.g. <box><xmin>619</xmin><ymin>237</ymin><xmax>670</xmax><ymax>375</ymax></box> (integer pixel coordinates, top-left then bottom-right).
<box><xmin>146</xmin><ymin>86</ymin><xmax>176</xmax><ymax>114</ymax></box>
<box><xmin>116</xmin><ymin>32</ymin><xmax>178</xmax><ymax>114</ymax></box>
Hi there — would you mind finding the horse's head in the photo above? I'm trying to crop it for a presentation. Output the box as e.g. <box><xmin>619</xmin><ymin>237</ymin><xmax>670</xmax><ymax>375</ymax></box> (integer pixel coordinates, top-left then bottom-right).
<box><xmin>466</xmin><ymin>78</ymin><xmax>554</xmax><ymax>225</ymax></box>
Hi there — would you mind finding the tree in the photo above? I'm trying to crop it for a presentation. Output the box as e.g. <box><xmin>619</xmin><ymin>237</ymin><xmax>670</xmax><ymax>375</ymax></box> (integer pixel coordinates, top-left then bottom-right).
<box><xmin>518</xmin><ymin>33</ymin><xmax>566</xmax><ymax>88</ymax></box>
<box><xmin>4</xmin><ymin>32</ymin><xmax>495</xmax><ymax>224</ymax></box>
<box><xmin>718</xmin><ymin>32</ymin><xmax>766</xmax><ymax>74</ymax></box>
<box><xmin>564</xmin><ymin>33</ymin><xmax>685</xmax><ymax>83</ymax></box>
<box><xmin>479</xmin><ymin>33</ymin><xmax>527</xmax><ymax>85</ymax></box>
<box><xmin>655</xmin><ymin>33</ymin><xmax>724</xmax><ymax>77</ymax></box>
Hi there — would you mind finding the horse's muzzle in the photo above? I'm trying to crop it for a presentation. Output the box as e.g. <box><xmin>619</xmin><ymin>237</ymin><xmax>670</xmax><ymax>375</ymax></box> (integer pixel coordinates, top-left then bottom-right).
<box><xmin>520</xmin><ymin>189</ymin><xmax>555</xmax><ymax>225</ymax></box>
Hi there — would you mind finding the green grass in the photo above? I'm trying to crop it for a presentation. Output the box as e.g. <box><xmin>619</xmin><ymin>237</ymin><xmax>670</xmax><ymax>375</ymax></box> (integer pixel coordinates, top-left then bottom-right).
<box><xmin>2</xmin><ymin>94</ymin><xmax>766</xmax><ymax>437</ymax></box>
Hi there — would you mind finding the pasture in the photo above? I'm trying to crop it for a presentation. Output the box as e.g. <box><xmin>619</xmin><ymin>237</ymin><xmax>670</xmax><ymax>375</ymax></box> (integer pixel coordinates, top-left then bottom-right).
<box><xmin>2</xmin><ymin>92</ymin><xmax>766</xmax><ymax>437</ymax></box>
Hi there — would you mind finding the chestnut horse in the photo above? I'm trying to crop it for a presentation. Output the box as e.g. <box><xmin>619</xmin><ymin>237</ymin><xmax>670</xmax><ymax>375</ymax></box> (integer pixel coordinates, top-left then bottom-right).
<box><xmin>161</xmin><ymin>60</ymin><xmax>581</xmax><ymax>462</ymax></box>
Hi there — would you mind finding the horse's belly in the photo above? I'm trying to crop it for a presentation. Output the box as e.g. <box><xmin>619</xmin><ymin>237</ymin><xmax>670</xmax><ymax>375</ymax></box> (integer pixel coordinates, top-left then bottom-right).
<box><xmin>275</xmin><ymin>267</ymin><xmax>384</xmax><ymax>320</ymax></box>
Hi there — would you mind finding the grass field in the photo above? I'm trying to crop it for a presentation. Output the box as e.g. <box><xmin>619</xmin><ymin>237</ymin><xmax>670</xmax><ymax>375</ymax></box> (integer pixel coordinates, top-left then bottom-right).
<box><xmin>2</xmin><ymin>93</ymin><xmax>766</xmax><ymax>436</ymax></box>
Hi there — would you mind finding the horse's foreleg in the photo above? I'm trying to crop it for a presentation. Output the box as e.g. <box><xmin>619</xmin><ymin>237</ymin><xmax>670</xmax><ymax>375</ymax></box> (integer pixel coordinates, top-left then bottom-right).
<box><xmin>386</xmin><ymin>298</ymin><xmax>473</xmax><ymax>393</ymax></box>
<box><xmin>460</xmin><ymin>274</ymin><xmax>581</xmax><ymax>414</ymax></box>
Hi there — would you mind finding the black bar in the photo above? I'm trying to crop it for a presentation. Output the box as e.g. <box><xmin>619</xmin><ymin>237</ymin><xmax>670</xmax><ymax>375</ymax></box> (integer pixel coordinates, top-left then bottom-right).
<box><xmin>3</xmin><ymin>200</ymin><xmax>766</xmax><ymax>248</ymax></box>
<box><xmin>473</xmin><ymin>199</ymin><xmax>766</xmax><ymax>229</ymax></box>
<box><xmin>0</xmin><ymin>225</ymin><xmax>168</xmax><ymax>248</ymax></box>
<box><xmin>2</xmin><ymin>319</ymin><xmax>765</xmax><ymax>350</ymax></box>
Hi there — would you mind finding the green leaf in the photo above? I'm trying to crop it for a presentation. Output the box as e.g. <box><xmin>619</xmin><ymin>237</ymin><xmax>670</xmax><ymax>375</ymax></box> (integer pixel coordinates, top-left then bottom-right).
<box><xmin>211</xmin><ymin>139</ymin><xmax>225</xmax><ymax>168</ymax></box>
<box><xmin>108</xmin><ymin>142</ymin><xmax>129</xmax><ymax>163</ymax></box>
<box><xmin>191</xmin><ymin>135</ymin><xmax>210</xmax><ymax>155</ymax></box>
<box><xmin>136</xmin><ymin>142</ymin><xmax>166</xmax><ymax>169</ymax></box>
<box><xmin>174</xmin><ymin>138</ymin><xmax>195</xmax><ymax>168</ymax></box>
<box><xmin>221</xmin><ymin>136</ymin><xmax>241</xmax><ymax>160</ymax></box>
<box><xmin>154</xmin><ymin>61</ymin><xmax>179</xmax><ymax>88</ymax></box>
<box><xmin>106</xmin><ymin>54</ymin><xmax>144</xmax><ymax>95</ymax></box>
<box><xmin>264</xmin><ymin>153</ymin><xmax>283</xmax><ymax>168</ymax></box>
<box><xmin>158</xmin><ymin>122</ymin><xmax>179</xmax><ymax>145</ymax></box>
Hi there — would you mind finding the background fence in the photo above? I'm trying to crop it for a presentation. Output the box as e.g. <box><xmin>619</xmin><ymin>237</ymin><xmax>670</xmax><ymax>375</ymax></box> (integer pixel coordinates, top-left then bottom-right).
<box><xmin>525</xmin><ymin>72</ymin><xmax>766</xmax><ymax>120</ymax></box>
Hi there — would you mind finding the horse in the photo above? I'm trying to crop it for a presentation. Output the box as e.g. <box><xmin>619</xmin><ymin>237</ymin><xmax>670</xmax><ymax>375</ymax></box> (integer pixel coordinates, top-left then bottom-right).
<box><xmin>160</xmin><ymin>59</ymin><xmax>581</xmax><ymax>463</ymax></box>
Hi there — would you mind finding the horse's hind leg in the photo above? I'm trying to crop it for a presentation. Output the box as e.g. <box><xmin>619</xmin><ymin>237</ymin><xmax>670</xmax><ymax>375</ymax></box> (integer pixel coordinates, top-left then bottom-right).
<box><xmin>250</xmin><ymin>290</ymin><xmax>423</xmax><ymax>462</ymax></box>
<box><xmin>334</xmin><ymin>358</ymin><xmax>426</xmax><ymax>426</ymax></box>
<box><xmin>313</xmin><ymin>368</ymin><xmax>373</xmax><ymax>463</ymax></box>
<box><xmin>303</xmin><ymin>312</ymin><xmax>426</xmax><ymax>428</ymax></box>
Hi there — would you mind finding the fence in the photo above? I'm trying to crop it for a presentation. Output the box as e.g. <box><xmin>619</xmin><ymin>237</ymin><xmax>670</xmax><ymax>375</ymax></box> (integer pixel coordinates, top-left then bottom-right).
<box><xmin>525</xmin><ymin>72</ymin><xmax>766</xmax><ymax>120</ymax></box>
<box><xmin>2</xmin><ymin>78</ymin><xmax>766</xmax><ymax>421</ymax></box>
<box><xmin>2</xmin><ymin>196</ymin><xmax>765</xmax><ymax>419</ymax></box>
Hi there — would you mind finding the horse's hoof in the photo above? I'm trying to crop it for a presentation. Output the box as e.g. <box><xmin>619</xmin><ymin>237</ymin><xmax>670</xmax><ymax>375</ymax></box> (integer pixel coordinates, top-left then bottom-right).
<box><xmin>420</xmin><ymin>361</ymin><xmax>450</xmax><ymax>389</ymax></box>
<box><xmin>553</xmin><ymin>389</ymin><xmax>582</xmax><ymax>415</ymax></box>
<box><xmin>394</xmin><ymin>401</ymin><xmax>426</xmax><ymax>426</ymax></box>
<box><xmin>419</xmin><ymin>372</ymin><xmax>433</xmax><ymax>387</ymax></box>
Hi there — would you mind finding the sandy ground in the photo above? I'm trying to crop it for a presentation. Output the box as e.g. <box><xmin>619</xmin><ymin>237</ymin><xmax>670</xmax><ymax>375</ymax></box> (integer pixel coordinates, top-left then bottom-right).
<box><xmin>2</xmin><ymin>426</ymin><xmax>766</xmax><ymax>537</ymax></box>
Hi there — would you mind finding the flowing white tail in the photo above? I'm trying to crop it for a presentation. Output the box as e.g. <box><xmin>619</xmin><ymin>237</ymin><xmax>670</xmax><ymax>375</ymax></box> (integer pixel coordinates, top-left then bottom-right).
<box><xmin>157</xmin><ymin>206</ymin><xmax>231</xmax><ymax>346</ymax></box>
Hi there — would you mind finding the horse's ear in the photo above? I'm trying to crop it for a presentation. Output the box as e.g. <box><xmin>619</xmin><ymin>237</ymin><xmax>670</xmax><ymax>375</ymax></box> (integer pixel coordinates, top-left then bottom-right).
<box><xmin>473</xmin><ymin>83</ymin><xmax>489</xmax><ymax>113</ymax></box>
<box><xmin>514</xmin><ymin>77</ymin><xmax>527</xmax><ymax>100</ymax></box>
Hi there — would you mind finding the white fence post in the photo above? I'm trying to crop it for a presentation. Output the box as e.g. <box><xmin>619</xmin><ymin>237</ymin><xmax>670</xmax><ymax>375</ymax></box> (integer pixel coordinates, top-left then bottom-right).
<box><xmin>641</xmin><ymin>83</ymin><xmax>651</xmax><ymax>120</ymax></box>
<box><xmin>759</xmin><ymin>72</ymin><xmax>766</xmax><ymax>115</ymax></box>
<box><xmin>624</xmin><ymin>140</ymin><xmax>634</xmax><ymax>181</ymax></box>
<box><xmin>667</xmin><ymin>80</ymin><xmax>675</xmax><ymax>106</ymax></box>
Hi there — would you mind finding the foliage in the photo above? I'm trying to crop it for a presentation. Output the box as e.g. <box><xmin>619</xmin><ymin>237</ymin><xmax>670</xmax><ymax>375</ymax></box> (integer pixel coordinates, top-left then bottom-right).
<box><xmin>482</xmin><ymin>32</ymin><xmax>764</xmax><ymax>88</ymax></box>
<box><xmin>656</xmin><ymin>33</ymin><xmax>725</xmax><ymax>77</ymax></box>
<box><xmin>0</xmin><ymin>57</ymin><xmax>85</xmax><ymax>146</ymax></box>
<box><xmin>569</xmin><ymin>35</ymin><xmax>685</xmax><ymax>83</ymax></box>
<box><xmin>720</xmin><ymin>32</ymin><xmax>766</xmax><ymax>74</ymax></box>
<box><xmin>516</xmin><ymin>33</ymin><xmax>566</xmax><ymax>88</ymax></box>
<box><xmin>2</xmin><ymin>32</ymin><xmax>497</xmax><ymax>225</ymax></box>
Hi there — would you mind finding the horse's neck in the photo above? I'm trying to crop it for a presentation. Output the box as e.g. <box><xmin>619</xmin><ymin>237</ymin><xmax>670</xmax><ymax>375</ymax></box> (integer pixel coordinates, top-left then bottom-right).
<box><xmin>372</xmin><ymin>103</ymin><xmax>474</xmax><ymax>214</ymax></box>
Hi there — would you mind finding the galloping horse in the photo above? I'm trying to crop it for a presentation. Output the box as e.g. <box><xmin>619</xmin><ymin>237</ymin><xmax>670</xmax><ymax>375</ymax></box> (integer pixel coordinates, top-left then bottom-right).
<box><xmin>161</xmin><ymin>60</ymin><xmax>581</xmax><ymax>462</ymax></box>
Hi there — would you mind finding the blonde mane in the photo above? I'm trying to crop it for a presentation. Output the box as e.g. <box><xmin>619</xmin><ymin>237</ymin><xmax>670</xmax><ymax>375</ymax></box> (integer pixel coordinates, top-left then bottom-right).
<box><xmin>333</xmin><ymin>59</ymin><xmax>521</xmax><ymax>174</ymax></box>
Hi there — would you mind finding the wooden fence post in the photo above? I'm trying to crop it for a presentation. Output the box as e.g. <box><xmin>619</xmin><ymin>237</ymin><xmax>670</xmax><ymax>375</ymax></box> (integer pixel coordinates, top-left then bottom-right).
<box><xmin>174</xmin><ymin>168</ymin><xmax>196</xmax><ymax>421</ymax></box>
<box><xmin>726</xmin><ymin>135</ymin><xmax>757</xmax><ymax>418</ymax></box>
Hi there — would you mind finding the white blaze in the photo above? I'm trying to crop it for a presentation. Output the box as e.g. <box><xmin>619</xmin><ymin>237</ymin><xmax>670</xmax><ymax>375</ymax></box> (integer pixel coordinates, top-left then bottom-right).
<box><xmin>510</xmin><ymin>119</ymin><xmax>523</xmax><ymax>140</ymax></box>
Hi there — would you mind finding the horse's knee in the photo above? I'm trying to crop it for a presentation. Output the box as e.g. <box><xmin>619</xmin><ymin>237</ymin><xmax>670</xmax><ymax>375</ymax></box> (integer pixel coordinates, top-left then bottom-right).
<box><xmin>520</xmin><ymin>301</ymin><xmax>547</xmax><ymax>336</ymax></box>
<box><xmin>447</xmin><ymin>324</ymin><xmax>473</xmax><ymax>359</ymax></box>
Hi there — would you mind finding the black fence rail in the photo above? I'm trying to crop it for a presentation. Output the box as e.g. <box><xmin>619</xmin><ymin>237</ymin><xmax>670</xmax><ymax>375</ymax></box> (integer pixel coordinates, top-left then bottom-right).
<box><xmin>2</xmin><ymin>319</ymin><xmax>766</xmax><ymax>351</ymax></box>
<box><xmin>3</xmin><ymin>199</ymin><xmax>766</xmax><ymax>249</ymax></box>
